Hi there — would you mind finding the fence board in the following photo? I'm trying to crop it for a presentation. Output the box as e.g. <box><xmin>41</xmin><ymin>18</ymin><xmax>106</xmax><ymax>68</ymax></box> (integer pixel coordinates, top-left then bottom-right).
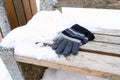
<box><xmin>22</xmin><ymin>0</ymin><xmax>33</xmax><ymax>21</ymax></box>
<box><xmin>13</xmin><ymin>0</ymin><xmax>26</xmax><ymax>26</ymax></box>
<box><xmin>4</xmin><ymin>0</ymin><xmax>19</xmax><ymax>29</ymax></box>
<box><xmin>29</xmin><ymin>0</ymin><xmax>37</xmax><ymax>15</ymax></box>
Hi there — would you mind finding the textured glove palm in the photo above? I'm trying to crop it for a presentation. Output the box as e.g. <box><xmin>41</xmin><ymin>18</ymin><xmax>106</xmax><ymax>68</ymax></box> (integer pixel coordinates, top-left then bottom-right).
<box><xmin>52</xmin><ymin>24</ymin><xmax>95</xmax><ymax>56</ymax></box>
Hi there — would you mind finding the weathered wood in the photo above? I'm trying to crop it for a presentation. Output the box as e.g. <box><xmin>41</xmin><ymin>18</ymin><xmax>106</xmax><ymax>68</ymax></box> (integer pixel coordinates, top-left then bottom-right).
<box><xmin>12</xmin><ymin>0</ymin><xmax>26</xmax><ymax>26</ymax></box>
<box><xmin>0</xmin><ymin>47</ymin><xmax>24</xmax><ymax>80</ymax></box>
<box><xmin>94</xmin><ymin>28</ymin><xmax>120</xmax><ymax>36</ymax></box>
<box><xmin>14</xmin><ymin>28</ymin><xmax>120</xmax><ymax>80</ymax></box>
<box><xmin>22</xmin><ymin>0</ymin><xmax>33</xmax><ymax>21</ymax></box>
<box><xmin>56</xmin><ymin>0</ymin><xmax>84</xmax><ymax>7</ymax></box>
<box><xmin>81</xmin><ymin>41</ymin><xmax>120</xmax><ymax>56</ymax></box>
<box><xmin>94</xmin><ymin>34</ymin><xmax>120</xmax><ymax>44</ymax></box>
<box><xmin>15</xmin><ymin>51</ymin><xmax>120</xmax><ymax>80</ymax></box>
<box><xmin>56</xmin><ymin>0</ymin><xmax>120</xmax><ymax>9</ymax></box>
<box><xmin>0</xmin><ymin>0</ymin><xmax>24</xmax><ymax>79</ymax></box>
<box><xmin>4</xmin><ymin>0</ymin><xmax>37</xmax><ymax>29</ymax></box>
<box><xmin>4</xmin><ymin>0</ymin><xmax>19</xmax><ymax>29</ymax></box>
<box><xmin>29</xmin><ymin>0</ymin><xmax>37</xmax><ymax>15</ymax></box>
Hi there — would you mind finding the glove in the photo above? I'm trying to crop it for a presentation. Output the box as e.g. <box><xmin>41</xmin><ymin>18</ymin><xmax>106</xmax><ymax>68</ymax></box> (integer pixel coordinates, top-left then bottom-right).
<box><xmin>52</xmin><ymin>24</ymin><xmax>95</xmax><ymax>56</ymax></box>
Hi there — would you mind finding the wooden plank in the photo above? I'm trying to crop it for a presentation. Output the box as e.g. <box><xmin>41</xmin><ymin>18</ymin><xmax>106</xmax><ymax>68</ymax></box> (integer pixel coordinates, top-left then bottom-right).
<box><xmin>93</xmin><ymin>29</ymin><xmax>120</xmax><ymax>36</ymax></box>
<box><xmin>22</xmin><ymin>0</ymin><xmax>33</xmax><ymax>21</ymax></box>
<box><xmin>56</xmin><ymin>0</ymin><xmax>84</xmax><ymax>7</ymax></box>
<box><xmin>15</xmin><ymin>51</ymin><xmax>120</xmax><ymax>80</ymax></box>
<box><xmin>13</xmin><ymin>0</ymin><xmax>26</xmax><ymax>26</ymax></box>
<box><xmin>43</xmin><ymin>33</ymin><xmax>120</xmax><ymax>56</ymax></box>
<box><xmin>81</xmin><ymin>41</ymin><xmax>120</xmax><ymax>56</ymax></box>
<box><xmin>94</xmin><ymin>34</ymin><xmax>120</xmax><ymax>44</ymax></box>
<box><xmin>4</xmin><ymin>0</ymin><xmax>19</xmax><ymax>29</ymax></box>
<box><xmin>29</xmin><ymin>0</ymin><xmax>37</xmax><ymax>15</ymax></box>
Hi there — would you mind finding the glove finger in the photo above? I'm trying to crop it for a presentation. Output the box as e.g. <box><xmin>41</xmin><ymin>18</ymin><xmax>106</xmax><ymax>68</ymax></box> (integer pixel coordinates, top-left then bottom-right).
<box><xmin>52</xmin><ymin>38</ymin><xmax>64</xmax><ymax>50</ymax></box>
<box><xmin>56</xmin><ymin>39</ymin><xmax>68</xmax><ymax>54</ymax></box>
<box><xmin>62</xmin><ymin>41</ymin><xmax>73</xmax><ymax>56</ymax></box>
<box><xmin>72</xmin><ymin>42</ymin><xmax>80</xmax><ymax>55</ymax></box>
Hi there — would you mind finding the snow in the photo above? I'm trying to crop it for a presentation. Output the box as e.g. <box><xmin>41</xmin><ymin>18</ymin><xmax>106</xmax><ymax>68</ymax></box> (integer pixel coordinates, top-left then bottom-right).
<box><xmin>62</xmin><ymin>7</ymin><xmax>120</xmax><ymax>30</ymax></box>
<box><xmin>0</xmin><ymin>10</ymin><xmax>75</xmax><ymax>59</ymax></box>
<box><xmin>0</xmin><ymin>8</ymin><xmax>120</xmax><ymax>80</ymax></box>
<box><xmin>36</xmin><ymin>0</ymin><xmax>40</xmax><ymax>12</ymax></box>
<box><xmin>0</xmin><ymin>58</ymin><xmax>13</xmax><ymax>80</ymax></box>
<box><xmin>41</xmin><ymin>68</ymin><xmax>108</xmax><ymax>80</ymax></box>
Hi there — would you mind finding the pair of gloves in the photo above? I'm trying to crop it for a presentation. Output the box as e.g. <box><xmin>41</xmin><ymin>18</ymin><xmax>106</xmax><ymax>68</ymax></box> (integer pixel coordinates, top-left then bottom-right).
<box><xmin>52</xmin><ymin>24</ymin><xmax>95</xmax><ymax>56</ymax></box>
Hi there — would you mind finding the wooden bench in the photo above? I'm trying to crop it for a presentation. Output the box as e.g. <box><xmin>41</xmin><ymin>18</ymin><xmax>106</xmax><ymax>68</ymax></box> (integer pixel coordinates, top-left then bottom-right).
<box><xmin>15</xmin><ymin>28</ymin><xmax>120</xmax><ymax>80</ymax></box>
<box><xmin>1</xmin><ymin>0</ymin><xmax>120</xmax><ymax>80</ymax></box>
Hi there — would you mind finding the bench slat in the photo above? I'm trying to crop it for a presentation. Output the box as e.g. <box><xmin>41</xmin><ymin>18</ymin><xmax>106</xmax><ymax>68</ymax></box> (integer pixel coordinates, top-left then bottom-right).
<box><xmin>81</xmin><ymin>42</ymin><xmax>120</xmax><ymax>56</ymax></box>
<box><xmin>93</xmin><ymin>29</ymin><xmax>120</xmax><ymax>36</ymax></box>
<box><xmin>14</xmin><ymin>28</ymin><xmax>120</xmax><ymax>80</ymax></box>
<box><xmin>15</xmin><ymin>51</ymin><xmax>120</xmax><ymax>80</ymax></box>
<box><xmin>94</xmin><ymin>34</ymin><xmax>120</xmax><ymax>44</ymax></box>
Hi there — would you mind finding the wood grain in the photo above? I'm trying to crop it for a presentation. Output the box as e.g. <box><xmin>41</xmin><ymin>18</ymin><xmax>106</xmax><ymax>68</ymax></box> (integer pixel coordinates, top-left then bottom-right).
<box><xmin>93</xmin><ymin>28</ymin><xmax>120</xmax><ymax>36</ymax></box>
<box><xmin>13</xmin><ymin>0</ymin><xmax>26</xmax><ymax>26</ymax></box>
<box><xmin>29</xmin><ymin>0</ymin><xmax>37</xmax><ymax>15</ymax></box>
<box><xmin>94</xmin><ymin>34</ymin><xmax>120</xmax><ymax>44</ymax></box>
<box><xmin>4</xmin><ymin>0</ymin><xmax>19</xmax><ymax>29</ymax></box>
<box><xmin>56</xmin><ymin>0</ymin><xmax>84</xmax><ymax>7</ymax></box>
<box><xmin>15</xmin><ymin>51</ymin><xmax>120</xmax><ymax>80</ymax></box>
<box><xmin>22</xmin><ymin>0</ymin><xmax>33</xmax><ymax>21</ymax></box>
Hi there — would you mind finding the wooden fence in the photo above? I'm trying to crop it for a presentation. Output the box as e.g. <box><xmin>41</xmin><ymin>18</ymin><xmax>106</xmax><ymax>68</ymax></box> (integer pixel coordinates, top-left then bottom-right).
<box><xmin>4</xmin><ymin>0</ymin><xmax>37</xmax><ymax>29</ymax></box>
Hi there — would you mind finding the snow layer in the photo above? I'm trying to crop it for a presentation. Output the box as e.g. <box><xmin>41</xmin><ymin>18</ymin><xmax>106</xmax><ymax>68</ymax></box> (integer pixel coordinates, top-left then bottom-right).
<box><xmin>0</xmin><ymin>10</ymin><xmax>76</xmax><ymax>59</ymax></box>
<box><xmin>62</xmin><ymin>7</ymin><xmax>120</xmax><ymax>30</ymax></box>
<box><xmin>41</xmin><ymin>68</ymin><xmax>108</xmax><ymax>80</ymax></box>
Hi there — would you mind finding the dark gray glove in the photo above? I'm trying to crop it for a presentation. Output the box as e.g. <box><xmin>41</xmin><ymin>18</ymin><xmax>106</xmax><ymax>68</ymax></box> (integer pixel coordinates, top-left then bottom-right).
<box><xmin>52</xmin><ymin>24</ymin><xmax>95</xmax><ymax>56</ymax></box>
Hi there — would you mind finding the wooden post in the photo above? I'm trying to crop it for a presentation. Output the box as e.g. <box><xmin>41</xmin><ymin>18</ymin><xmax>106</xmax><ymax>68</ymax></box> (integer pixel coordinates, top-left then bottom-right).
<box><xmin>0</xmin><ymin>0</ymin><xmax>11</xmax><ymax>37</ymax></box>
<box><xmin>0</xmin><ymin>0</ymin><xmax>24</xmax><ymax>80</ymax></box>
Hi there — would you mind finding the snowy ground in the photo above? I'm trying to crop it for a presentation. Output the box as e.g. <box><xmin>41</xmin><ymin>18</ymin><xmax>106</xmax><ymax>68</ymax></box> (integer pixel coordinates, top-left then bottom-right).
<box><xmin>41</xmin><ymin>68</ymin><xmax>108</xmax><ymax>80</ymax></box>
<box><xmin>0</xmin><ymin>7</ymin><xmax>120</xmax><ymax>80</ymax></box>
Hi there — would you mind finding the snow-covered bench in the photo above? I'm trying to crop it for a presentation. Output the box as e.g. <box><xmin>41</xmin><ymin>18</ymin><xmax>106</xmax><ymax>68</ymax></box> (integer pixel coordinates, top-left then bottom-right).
<box><xmin>16</xmin><ymin>1</ymin><xmax>120</xmax><ymax>80</ymax></box>
<box><xmin>15</xmin><ymin>28</ymin><xmax>120</xmax><ymax>80</ymax></box>
<box><xmin>1</xmin><ymin>0</ymin><xmax>120</xmax><ymax>80</ymax></box>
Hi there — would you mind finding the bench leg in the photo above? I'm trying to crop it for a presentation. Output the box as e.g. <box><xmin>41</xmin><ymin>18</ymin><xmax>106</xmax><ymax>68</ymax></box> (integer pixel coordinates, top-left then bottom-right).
<box><xmin>0</xmin><ymin>47</ymin><xmax>24</xmax><ymax>80</ymax></box>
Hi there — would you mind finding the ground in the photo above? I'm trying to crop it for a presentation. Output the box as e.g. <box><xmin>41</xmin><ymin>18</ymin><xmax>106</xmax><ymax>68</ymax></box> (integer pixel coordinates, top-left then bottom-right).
<box><xmin>19</xmin><ymin>0</ymin><xmax>120</xmax><ymax>80</ymax></box>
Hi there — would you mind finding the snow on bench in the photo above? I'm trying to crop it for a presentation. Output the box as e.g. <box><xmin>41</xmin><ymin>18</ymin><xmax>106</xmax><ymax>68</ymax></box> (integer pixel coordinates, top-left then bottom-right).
<box><xmin>15</xmin><ymin>28</ymin><xmax>120</xmax><ymax>80</ymax></box>
<box><xmin>1</xmin><ymin>9</ymin><xmax>120</xmax><ymax>80</ymax></box>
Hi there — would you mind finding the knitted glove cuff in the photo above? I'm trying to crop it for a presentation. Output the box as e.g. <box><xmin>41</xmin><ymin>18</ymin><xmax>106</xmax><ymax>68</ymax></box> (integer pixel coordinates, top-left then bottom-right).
<box><xmin>71</xmin><ymin>24</ymin><xmax>95</xmax><ymax>41</ymax></box>
<box><xmin>62</xmin><ymin>28</ymin><xmax>85</xmax><ymax>42</ymax></box>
